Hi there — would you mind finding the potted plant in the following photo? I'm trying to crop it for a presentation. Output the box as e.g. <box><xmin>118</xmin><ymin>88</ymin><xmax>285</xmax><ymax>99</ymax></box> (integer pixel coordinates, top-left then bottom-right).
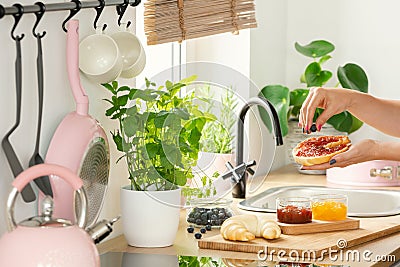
<box><xmin>259</xmin><ymin>40</ymin><xmax>369</xmax><ymax>169</ymax></box>
<box><xmin>102</xmin><ymin>75</ymin><xmax>209</xmax><ymax>247</ymax></box>
<box><xmin>194</xmin><ymin>85</ymin><xmax>238</xmax><ymax>195</ymax></box>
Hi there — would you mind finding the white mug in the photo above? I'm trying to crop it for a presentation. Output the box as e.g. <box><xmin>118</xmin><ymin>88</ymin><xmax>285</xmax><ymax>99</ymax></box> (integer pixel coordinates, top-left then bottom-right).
<box><xmin>79</xmin><ymin>28</ymin><xmax>123</xmax><ymax>83</ymax></box>
<box><xmin>111</xmin><ymin>26</ymin><xmax>146</xmax><ymax>79</ymax></box>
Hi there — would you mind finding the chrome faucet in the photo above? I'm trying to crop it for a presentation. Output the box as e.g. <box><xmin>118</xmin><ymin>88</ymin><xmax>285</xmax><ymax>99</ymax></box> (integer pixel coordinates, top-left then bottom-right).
<box><xmin>225</xmin><ymin>96</ymin><xmax>283</xmax><ymax>198</ymax></box>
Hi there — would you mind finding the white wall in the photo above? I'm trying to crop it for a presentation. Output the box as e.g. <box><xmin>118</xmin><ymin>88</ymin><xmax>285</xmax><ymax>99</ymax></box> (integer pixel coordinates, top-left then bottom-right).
<box><xmin>0</xmin><ymin>0</ymin><xmax>173</xmax><ymax>239</ymax></box>
<box><xmin>190</xmin><ymin>0</ymin><xmax>400</xmax><ymax>173</ymax></box>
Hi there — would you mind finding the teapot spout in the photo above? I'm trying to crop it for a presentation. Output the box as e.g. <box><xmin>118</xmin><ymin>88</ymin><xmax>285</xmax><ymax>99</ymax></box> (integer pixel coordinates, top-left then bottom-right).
<box><xmin>86</xmin><ymin>215</ymin><xmax>121</xmax><ymax>244</ymax></box>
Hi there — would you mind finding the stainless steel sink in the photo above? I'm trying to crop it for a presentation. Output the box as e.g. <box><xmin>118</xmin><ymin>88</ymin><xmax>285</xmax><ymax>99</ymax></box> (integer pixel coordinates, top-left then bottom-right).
<box><xmin>238</xmin><ymin>186</ymin><xmax>400</xmax><ymax>217</ymax></box>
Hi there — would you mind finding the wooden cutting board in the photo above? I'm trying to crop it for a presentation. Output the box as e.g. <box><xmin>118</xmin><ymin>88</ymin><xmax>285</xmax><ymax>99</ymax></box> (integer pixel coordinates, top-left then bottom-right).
<box><xmin>198</xmin><ymin>220</ymin><xmax>400</xmax><ymax>258</ymax></box>
<box><xmin>278</xmin><ymin>218</ymin><xmax>360</xmax><ymax>235</ymax></box>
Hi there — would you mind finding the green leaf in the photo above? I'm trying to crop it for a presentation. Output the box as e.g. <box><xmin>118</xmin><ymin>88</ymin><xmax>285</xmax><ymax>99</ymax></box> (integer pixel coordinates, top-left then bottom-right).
<box><xmin>289</xmin><ymin>89</ymin><xmax>309</xmax><ymax>118</ymax></box>
<box><xmin>102</xmin><ymin>83</ymin><xmax>116</xmax><ymax>95</ymax></box>
<box><xmin>145</xmin><ymin>143</ymin><xmax>160</xmax><ymax>159</ymax></box>
<box><xmin>259</xmin><ymin>85</ymin><xmax>290</xmax><ymax>136</ymax></box>
<box><xmin>179</xmin><ymin>75</ymin><xmax>198</xmax><ymax>85</ymax></box>
<box><xmin>305</xmin><ymin>62</ymin><xmax>332</xmax><ymax>87</ymax></box>
<box><xmin>327</xmin><ymin>111</ymin><xmax>353</xmax><ymax>132</ymax></box>
<box><xmin>349</xmin><ymin>115</ymin><xmax>363</xmax><ymax>133</ymax></box>
<box><xmin>188</xmin><ymin>127</ymin><xmax>202</xmax><ymax>146</ymax></box>
<box><xmin>112</xmin><ymin>81</ymin><xmax>118</xmax><ymax>90</ymax></box>
<box><xmin>105</xmin><ymin>106</ymin><xmax>118</xmax><ymax>117</ymax></box>
<box><xmin>111</xmin><ymin>131</ymin><xmax>123</xmax><ymax>152</ymax></box>
<box><xmin>319</xmin><ymin>55</ymin><xmax>332</xmax><ymax>65</ymax></box>
<box><xmin>289</xmin><ymin>89</ymin><xmax>309</xmax><ymax>107</ymax></box>
<box><xmin>165</xmin><ymin>80</ymin><xmax>173</xmax><ymax>90</ymax></box>
<box><xmin>154</xmin><ymin>112</ymin><xmax>168</xmax><ymax>128</ymax></box>
<box><xmin>126</xmin><ymin>106</ymin><xmax>138</xmax><ymax>116</ymax></box>
<box><xmin>295</xmin><ymin>40</ymin><xmax>335</xmax><ymax>58</ymax></box>
<box><xmin>123</xmin><ymin>116</ymin><xmax>139</xmax><ymax>137</ymax></box>
<box><xmin>117</xmin><ymin>95</ymin><xmax>129</xmax><ymax>106</ymax></box>
<box><xmin>337</xmin><ymin>63</ymin><xmax>369</xmax><ymax>93</ymax></box>
<box><xmin>117</xmin><ymin>86</ymin><xmax>131</xmax><ymax>93</ymax></box>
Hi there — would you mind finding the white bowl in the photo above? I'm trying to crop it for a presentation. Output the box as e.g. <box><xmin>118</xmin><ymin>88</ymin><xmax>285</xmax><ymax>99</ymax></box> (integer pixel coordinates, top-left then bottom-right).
<box><xmin>79</xmin><ymin>33</ymin><xmax>123</xmax><ymax>83</ymax></box>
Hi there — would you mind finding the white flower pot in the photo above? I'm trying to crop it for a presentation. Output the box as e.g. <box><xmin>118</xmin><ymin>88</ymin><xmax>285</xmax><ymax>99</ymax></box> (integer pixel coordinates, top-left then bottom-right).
<box><xmin>120</xmin><ymin>186</ymin><xmax>181</xmax><ymax>247</ymax></box>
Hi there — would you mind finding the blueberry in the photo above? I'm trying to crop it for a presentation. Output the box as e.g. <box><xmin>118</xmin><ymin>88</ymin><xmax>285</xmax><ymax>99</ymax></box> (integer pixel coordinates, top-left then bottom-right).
<box><xmin>200</xmin><ymin>228</ymin><xmax>206</xmax><ymax>234</ymax></box>
<box><xmin>187</xmin><ymin>226</ymin><xmax>194</xmax><ymax>233</ymax></box>
<box><xmin>201</xmin><ymin>213</ymin><xmax>208</xmax><ymax>221</ymax></box>
<box><xmin>210</xmin><ymin>214</ymin><xmax>218</xmax><ymax>220</ymax></box>
<box><xmin>310</xmin><ymin>124</ymin><xmax>317</xmax><ymax>132</ymax></box>
<box><xmin>206</xmin><ymin>225</ymin><xmax>212</xmax><ymax>231</ymax></box>
<box><xmin>194</xmin><ymin>233</ymin><xmax>202</xmax><ymax>239</ymax></box>
<box><xmin>218</xmin><ymin>212</ymin><xmax>225</xmax><ymax>219</ymax></box>
<box><xmin>195</xmin><ymin>219</ymin><xmax>202</xmax><ymax>225</ymax></box>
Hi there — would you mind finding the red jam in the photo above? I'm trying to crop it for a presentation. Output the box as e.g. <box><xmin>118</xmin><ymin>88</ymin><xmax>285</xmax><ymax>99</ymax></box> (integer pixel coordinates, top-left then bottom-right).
<box><xmin>296</xmin><ymin>144</ymin><xmax>347</xmax><ymax>157</ymax></box>
<box><xmin>277</xmin><ymin>205</ymin><xmax>312</xmax><ymax>224</ymax></box>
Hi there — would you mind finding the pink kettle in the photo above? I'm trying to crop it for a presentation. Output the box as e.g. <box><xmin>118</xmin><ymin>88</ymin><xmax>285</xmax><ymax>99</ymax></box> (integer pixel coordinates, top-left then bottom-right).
<box><xmin>0</xmin><ymin>164</ymin><xmax>117</xmax><ymax>267</ymax></box>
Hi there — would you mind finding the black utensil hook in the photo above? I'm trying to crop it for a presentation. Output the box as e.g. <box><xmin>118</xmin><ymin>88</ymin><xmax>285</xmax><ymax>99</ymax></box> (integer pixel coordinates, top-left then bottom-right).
<box><xmin>62</xmin><ymin>0</ymin><xmax>81</xmax><ymax>32</ymax></box>
<box><xmin>33</xmin><ymin>2</ymin><xmax>46</xmax><ymax>38</ymax></box>
<box><xmin>116</xmin><ymin>0</ymin><xmax>131</xmax><ymax>28</ymax></box>
<box><xmin>11</xmin><ymin>4</ymin><xmax>25</xmax><ymax>41</ymax></box>
<box><xmin>94</xmin><ymin>0</ymin><xmax>107</xmax><ymax>32</ymax></box>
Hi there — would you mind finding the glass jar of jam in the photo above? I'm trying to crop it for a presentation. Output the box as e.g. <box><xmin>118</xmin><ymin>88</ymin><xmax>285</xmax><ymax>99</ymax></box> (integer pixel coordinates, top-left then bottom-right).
<box><xmin>276</xmin><ymin>197</ymin><xmax>312</xmax><ymax>224</ymax></box>
<box><xmin>311</xmin><ymin>194</ymin><xmax>348</xmax><ymax>221</ymax></box>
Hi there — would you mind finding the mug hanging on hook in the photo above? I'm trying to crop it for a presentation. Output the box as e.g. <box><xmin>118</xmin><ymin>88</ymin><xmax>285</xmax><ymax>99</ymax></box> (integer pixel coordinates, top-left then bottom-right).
<box><xmin>62</xmin><ymin>0</ymin><xmax>81</xmax><ymax>32</ymax></box>
<box><xmin>94</xmin><ymin>0</ymin><xmax>107</xmax><ymax>32</ymax></box>
<box><xmin>33</xmin><ymin>2</ymin><xmax>46</xmax><ymax>38</ymax></box>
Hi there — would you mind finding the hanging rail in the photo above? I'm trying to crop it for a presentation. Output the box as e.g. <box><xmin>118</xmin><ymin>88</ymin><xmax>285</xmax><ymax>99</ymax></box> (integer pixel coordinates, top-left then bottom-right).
<box><xmin>0</xmin><ymin>0</ymin><xmax>140</xmax><ymax>19</ymax></box>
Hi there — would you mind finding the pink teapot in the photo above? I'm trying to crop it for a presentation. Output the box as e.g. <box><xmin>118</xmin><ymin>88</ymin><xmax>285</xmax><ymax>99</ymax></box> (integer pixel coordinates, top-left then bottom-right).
<box><xmin>0</xmin><ymin>163</ymin><xmax>117</xmax><ymax>267</ymax></box>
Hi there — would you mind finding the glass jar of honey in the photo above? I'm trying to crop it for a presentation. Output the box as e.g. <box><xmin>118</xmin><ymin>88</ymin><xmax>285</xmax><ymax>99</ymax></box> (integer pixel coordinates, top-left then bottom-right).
<box><xmin>276</xmin><ymin>197</ymin><xmax>312</xmax><ymax>224</ymax></box>
<box><xmin>311</xmin><ymin>194</ymin><xmax>348</xmax><ymax>221</ymax></box>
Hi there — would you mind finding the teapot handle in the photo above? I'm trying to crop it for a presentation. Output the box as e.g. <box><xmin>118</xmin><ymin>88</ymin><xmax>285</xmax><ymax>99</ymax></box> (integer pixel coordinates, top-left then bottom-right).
<box><xmin>7</xmin><ymin>163</ymin><xmax>87</xmax><ymax>231</ymax></box>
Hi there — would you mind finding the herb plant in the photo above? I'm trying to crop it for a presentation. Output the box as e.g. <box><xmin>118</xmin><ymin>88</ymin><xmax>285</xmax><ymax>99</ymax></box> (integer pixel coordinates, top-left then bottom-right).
<box><xmin>260</xmin><ymin>40</ymin><xmax>369</xmax><ymax>136</ymax></box>
<box><xmin>197</xmin><ymin>85</ymin><xmax>238</xmax><ymax>154</ymax></box>
<box><xmin>103</xmin><ymin>76</ymin><xmax>210</xmax><ymax>191</ymax></box>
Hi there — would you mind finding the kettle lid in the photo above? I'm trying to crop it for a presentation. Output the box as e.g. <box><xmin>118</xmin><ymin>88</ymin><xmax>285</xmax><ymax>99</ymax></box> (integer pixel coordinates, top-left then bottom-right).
<box><xmin>19</xmin><ymin>196</ymin><xmax>73</xmax><ymax>227</ymax></box>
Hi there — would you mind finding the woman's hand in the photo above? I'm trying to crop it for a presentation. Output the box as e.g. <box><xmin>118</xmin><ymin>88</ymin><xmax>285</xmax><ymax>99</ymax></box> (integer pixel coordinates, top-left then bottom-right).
<box><xmin>301</xmin><ymin>139</ymin><xmax>379</xmax><ymax>170</ymax></box>
<box><xmin>299</xmin><ymin>87</ymin><xmax>355</xmax><ymax>132</ymax></box>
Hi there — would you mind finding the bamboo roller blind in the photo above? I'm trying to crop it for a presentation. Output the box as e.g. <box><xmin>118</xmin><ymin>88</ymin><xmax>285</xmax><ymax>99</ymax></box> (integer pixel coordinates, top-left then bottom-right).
<box><xmin>144</xmin><ymin>0</ymin><xmax>257</xmax><ymax>45</ymax></box>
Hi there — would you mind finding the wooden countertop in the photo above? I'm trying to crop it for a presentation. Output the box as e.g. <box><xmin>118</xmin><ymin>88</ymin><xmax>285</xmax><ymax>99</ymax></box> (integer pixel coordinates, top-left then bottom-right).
<box><xmin>97</xmin><ymin>165</ymin><xmax>400</xmax><ymax>266</ymax></box>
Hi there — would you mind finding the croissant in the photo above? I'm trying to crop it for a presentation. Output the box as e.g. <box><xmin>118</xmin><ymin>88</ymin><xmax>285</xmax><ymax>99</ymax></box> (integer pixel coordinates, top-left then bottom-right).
<box><xmin>220</xmin><ymin>214</ymin><xmax>281</xmax><ymax>242</ymax></box>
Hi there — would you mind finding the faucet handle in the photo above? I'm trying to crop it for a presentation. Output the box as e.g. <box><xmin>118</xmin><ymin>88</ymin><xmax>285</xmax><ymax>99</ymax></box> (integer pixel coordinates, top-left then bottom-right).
<box><xmin>221</xmin><ymin>160</ymin><xmax>257</xmax><ymax>183</ymax></box>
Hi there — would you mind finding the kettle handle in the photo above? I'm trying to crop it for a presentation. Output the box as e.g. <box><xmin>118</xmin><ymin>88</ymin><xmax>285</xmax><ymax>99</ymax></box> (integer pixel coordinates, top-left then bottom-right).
<box><xmin>7</xmin><ymin>163</ymin><xmax>87</xmax><ymax>231</ymax></box>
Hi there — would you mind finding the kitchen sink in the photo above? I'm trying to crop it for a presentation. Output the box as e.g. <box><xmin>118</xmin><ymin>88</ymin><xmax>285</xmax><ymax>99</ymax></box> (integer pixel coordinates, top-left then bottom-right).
<box><xmin>238</xmin><ymin>185</ymin><xmax>400</xmax><ymax>217</ymax></box>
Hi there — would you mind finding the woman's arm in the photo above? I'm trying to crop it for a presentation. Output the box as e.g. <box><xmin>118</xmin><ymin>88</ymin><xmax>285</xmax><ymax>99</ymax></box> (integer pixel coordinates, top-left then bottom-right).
<box><xmin>299</xmin><ymin>87</ymin><xmax>400</xmax><ymax>137</ymax></box>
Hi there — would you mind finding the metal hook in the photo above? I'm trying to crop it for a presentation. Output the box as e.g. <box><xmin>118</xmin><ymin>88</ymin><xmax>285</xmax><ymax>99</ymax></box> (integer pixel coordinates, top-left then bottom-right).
<box><xmin>116</xmin><ymin>0</ymin><xmax>131</xmax><ymax>27</ymax></box>
<box><xmin>62</xmin><ymin>0</ymin><xmax>81</xmax><ymax>32</ymax></box>
<box><xmin>33</xmin><ymin>2</ymin><xmax>46</xmax><ymax>38</ymax></box>
<box><xmin>94</xmin><ymin>0</ymin><xmax>107</xmax><ymax>31</ymax></box>
<box><xmin>11</xmin><ymin>4</ymin><xmax>25</xmax><ymax>41</ymax></box>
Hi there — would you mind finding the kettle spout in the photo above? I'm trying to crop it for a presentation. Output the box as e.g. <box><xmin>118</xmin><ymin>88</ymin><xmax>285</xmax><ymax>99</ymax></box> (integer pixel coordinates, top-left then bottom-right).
<box><xmin>86</xmin><ymin>215</ymin><xmax>120</xmax><ymax>244</ymax></box>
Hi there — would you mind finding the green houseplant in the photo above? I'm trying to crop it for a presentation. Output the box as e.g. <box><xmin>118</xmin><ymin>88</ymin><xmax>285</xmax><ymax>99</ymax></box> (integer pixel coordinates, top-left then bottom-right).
<box><xmin>102</xmin><ymin>75</ymin><xmax>210</xmax><ymax>247</ymax></box>
<box><xmin>260</xmin><ymin>40</ymin><xmax>369</xmax><ymax>137</ymax></box>
<box><xmin>103</xmin><ymin>75</ymin><xmax>208</xmax><ymax>190</ymax></box>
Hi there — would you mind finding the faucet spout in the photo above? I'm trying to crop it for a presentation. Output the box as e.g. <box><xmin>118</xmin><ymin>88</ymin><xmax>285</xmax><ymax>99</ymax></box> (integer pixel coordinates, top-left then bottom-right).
<box><xmin>233</xmin><ymin>96</ymin><xmax>283</xmax><ymax>198</ymax></box>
